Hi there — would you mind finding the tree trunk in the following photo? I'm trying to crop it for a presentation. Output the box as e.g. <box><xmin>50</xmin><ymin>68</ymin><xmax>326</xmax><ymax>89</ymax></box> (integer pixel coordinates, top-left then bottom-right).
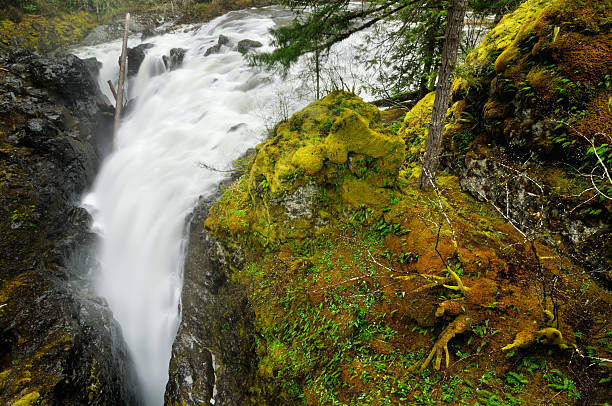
<box><xmin>417</xmin><ymin>0</ymin><xmax>466</xmax><ymax>189</ymax></box>
<box><xmin>113</xmin><ymin>12</ymin><xmax>130</xmax><ymax>150</ymax></box>
<box><xmin>315</xmin><ymin>48</ymin><xmax>321</xmax><ymax>99</ymax></box>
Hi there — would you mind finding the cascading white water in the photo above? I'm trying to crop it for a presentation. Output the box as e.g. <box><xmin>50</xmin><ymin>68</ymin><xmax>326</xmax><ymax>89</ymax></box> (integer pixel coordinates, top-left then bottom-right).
<box><xmin>74</xmin><ymin>5</ymin><xmax>379</xmax><ymax>405</ymax></box>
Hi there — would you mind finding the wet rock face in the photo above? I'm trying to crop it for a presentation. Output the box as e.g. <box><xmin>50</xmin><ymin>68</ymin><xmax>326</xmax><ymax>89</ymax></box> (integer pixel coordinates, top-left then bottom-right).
<box><xmin>236</xmin><ymin>39</ymin><xmax>263</xmax><ymax>54</ymax></box>
<box><xmin>165</xmin><ymin>195</ymin><xmax>256</xmax><ymax>406</ymax></box>
<box><xmin>162</xmin><ymin>47</ymin><xmax>188</xmax><ymax>71</ymax></box>
<box><xmin>0</xmin><ymin>48</ymin><xmax>140</xmax><ymax>404</ymax></box>
<box><xmin>120</xmin><ymin>43</ymin><xmax>155</xmax><ymax>77</ymax></box>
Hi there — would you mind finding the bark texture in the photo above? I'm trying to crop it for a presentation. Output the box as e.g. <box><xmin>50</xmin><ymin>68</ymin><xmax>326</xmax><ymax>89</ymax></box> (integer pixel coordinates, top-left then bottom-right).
<box><xmin>418</xmin><ymin>0</ymin><xmax>467</xmax><ymax>189</ymax></box>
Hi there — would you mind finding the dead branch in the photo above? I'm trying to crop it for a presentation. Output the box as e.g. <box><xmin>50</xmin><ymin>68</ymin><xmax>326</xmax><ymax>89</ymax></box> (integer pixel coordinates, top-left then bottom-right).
<box><xmin>113</xmin><ymin>12</ymin><xmax>130</xmax><ymax>150</ymax></box>
<box><xmin>107</xmin><ymin>79</ymin><xmax>118</xmax><ymax>102</ymax></box>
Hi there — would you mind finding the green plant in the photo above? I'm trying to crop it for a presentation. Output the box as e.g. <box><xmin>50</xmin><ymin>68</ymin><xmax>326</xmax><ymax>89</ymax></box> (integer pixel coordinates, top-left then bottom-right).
<box><xmin>544</xmin><ymin>369</ymin><xmax>581</xmax><ymax>400</ymax></box>
<box><xmin>375</xmin><ymin>218</ymin><xmax>406</xmax><ymax>236</ymax></box>
<box><xmin>399</xmin><ymin>251</ymin><xmax>419</xmax><ymax>264</ymax></box>
<box><xmin>597</xmin><ymin>74</ymin><xmax>611</xmax><ymax>89</ymax></box>
<box><xmin>320</xmin><ymin>118</ymin><xmax>334</xmax><ymax>133</ymax></box>
<box><xmin>258</xmin><ymin>177</ymin><xmax>270</xmax><ymax>192</ymax></box>
<box><xmin>351</xmin><ymin>205</ymin><xmax>374</xmax><ymax>224</ymax></box>
<box><xmin>506</xmin><ymin>371</ymin><xmax>528</xmax><ymax>390</ymax></box>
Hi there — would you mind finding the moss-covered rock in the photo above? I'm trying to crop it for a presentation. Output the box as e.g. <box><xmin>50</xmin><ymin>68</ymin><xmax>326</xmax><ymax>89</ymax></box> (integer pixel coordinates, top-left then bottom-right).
<box><xmin>0</xmin><ymin>12</ymin><xmax>97</xmax><ymax>54</ymax></box>
<box><xmin>200</xmin><ymin>1</ymin><xmax>612</xmax><ymax>404</ymax></box>
<box><xmin>206</xmin><ymin>91</ymin><xmax>405</xmax><ymax>248</ymax></box>
<box><xmin>205</xmin><ymin>82</ymin><xmax>612</xmax><ymax>404</ymax></box>
<box><xmin>401</xmin><ymin>0</ymin><xmax>611</xmax><ymax>283</ymax></box>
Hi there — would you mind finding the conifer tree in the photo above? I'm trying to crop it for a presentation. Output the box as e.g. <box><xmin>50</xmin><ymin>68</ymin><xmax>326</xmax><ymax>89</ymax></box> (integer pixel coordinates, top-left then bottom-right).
<box><xmin>256</xmin><ymin>0</ymin><xmax>517</xmax><ymax>186</ymax></box>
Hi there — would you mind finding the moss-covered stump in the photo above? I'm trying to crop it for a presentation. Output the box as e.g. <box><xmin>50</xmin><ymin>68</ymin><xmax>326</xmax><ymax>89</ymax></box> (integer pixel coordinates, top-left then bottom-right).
<box><xmin>205</xmin><ymin>90</ymin><xmax>612</xmax><ymax>404</ymax></box>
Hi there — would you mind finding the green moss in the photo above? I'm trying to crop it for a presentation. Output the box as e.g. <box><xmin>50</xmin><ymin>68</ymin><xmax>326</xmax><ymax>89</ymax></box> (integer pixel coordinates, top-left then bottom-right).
<box><xmin>291</xmin><ymin>144</ymin><xmax>325</xmax><ymax>175</ymax></box>
<box><xmin>482</xmin><ymin>99</ymin><xmax>506</xmax><ymax>122</ymax></box>
<box><xmin>340</xmin><ymin>178</ymin><xmax>392</xmax><ymax>212</ymax></box>
<box><xmin>399</xmin><ymin>91</ymin><xmax>435</xmax><ymax>165</ymax></box>
<box><xmin>206</xmin><ymin>90</ymin><xmax>405</xmax><ymax>248</ymax></box>
<box><xmin>0</xmin><ymin>11</ymin><xmax>96</xmax><ymax>53</ymax></box>
<box><xmin>463</xmin><ymin>0</ymin><xmax>550</xmax><ymax>69</ymax></box>
<box><xmin>11</xmin><ymin>391</ymin><xmax>40</xmax><ymax>406</ymax></box>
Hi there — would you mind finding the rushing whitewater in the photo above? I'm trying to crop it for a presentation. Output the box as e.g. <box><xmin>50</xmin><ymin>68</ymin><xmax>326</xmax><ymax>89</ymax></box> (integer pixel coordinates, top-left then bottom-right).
<box><xmin>74</xmin><ymin>5</ymin><xmax>379</xmax><ymax>405</ymax></box>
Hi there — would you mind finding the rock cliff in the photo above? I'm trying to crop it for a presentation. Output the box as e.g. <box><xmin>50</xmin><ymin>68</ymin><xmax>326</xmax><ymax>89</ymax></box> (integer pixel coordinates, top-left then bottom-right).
<box><xmin>0</xmin><ymin>48</ymin><xmax>141</xmax><ymax>405</ymax></box>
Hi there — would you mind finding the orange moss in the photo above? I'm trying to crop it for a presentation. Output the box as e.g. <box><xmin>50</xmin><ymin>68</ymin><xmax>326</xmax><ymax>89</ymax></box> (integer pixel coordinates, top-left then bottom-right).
<box><xmin>576</xmin><ymin>96</ymin><xmax>612</xmax><ymax>140</ymax></box>
<box><xmin>526</xmin><ymin>68</ymin><xmax>557</xmax><ymax>103</ymax></box>
<box><xmin>552</xmin><ymin>32</ymin><xmax>612</xmax><ymax>86</ymax></box>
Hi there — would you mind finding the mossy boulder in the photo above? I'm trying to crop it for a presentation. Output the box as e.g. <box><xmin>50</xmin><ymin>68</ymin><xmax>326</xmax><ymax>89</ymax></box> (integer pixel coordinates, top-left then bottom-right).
<box><xmin>0</xmin><ymin>12</ymin><xmax>97</xmax><ymax>54</ymax></box>
<box><xmin>206</xmin><ymin>91</ymin><xmax>405</xmax><ymax>247</ymax></box>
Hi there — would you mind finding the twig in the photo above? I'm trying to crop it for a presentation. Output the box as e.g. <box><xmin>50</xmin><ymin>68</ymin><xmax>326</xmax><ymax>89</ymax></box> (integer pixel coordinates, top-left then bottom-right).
<box><xmin>199</xmin><ymin>162</ymin><xmax>236</xmax><ymax>173</ymax></box>
<box><xmin>425</xmin><ymin>166</ymin><xmax>457</xmax><ymax>244</ymax></box>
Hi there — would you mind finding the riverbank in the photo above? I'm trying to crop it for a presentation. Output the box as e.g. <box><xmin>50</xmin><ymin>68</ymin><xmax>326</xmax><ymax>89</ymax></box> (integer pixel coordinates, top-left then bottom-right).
<box><xmin>0</xmin><ymin>46</ymin><xmax>143</xmax><ymax>405</ymax></box>
<box><xmin>201</xmin><ymin>0</ymin><xmax>612</xmax><ymax>403</ymax></box>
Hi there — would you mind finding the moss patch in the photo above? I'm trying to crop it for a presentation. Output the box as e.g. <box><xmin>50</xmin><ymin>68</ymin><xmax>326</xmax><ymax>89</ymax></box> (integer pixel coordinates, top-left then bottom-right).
<box><xmin>0</xmin><ymin>11</ymin><xmax>97</xmax><ymax>53</ymax></box>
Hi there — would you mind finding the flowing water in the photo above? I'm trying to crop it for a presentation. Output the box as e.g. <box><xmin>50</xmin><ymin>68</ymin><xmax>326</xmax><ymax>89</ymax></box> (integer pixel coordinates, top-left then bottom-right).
<box><xmin>74</xmin><ymin>5</ymin><xmax>378</xmax><ymax>405</ymax></box>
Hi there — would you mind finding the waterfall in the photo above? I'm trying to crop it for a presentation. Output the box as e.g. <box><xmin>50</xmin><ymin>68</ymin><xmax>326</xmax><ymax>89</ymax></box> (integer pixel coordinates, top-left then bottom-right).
<box><xmin>74</xmin><ymin>5</ymin><xmax>378</xmax><ymax>405</ymax></box>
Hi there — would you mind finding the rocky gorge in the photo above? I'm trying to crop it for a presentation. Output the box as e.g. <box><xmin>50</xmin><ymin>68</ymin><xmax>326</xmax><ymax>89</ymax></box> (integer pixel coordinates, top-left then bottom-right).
<box><xmin>1</xmin><ymin>0</ymin><xmax>611</xmax><ymax>405</ymax></box>
<box><xmin>0</xmin><ymin>47</ymin><xmax>141</xmax><ymax>404</ymax></box>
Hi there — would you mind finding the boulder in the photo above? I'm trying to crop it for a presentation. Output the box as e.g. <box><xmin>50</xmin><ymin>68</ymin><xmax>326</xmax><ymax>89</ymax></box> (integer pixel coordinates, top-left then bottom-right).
<box><xmin>236</xmin><ymin>39</ymin><xmax>262</xmax><ymax>54</ymax></box>
<box><xmin>81</xmin><ymin>24</ymin><xmax>123</xmax><ymax>46</ymax></box>
<box><xmin>118</xmin><ymin>43</ymin><xmax>155</xmax><ymax>77</ymax></box>
<box><xmin>82</xmin><ymin>56</ymin><xmax>102</xmax><ymax>78</ymax></box>
<box><xmin>162</xmin><ymin>47</ymin><xmax>187</xmax><ymax>71</ymax></box>
<box><xmin>204</xmin><ymin>35</ymin><xmax>231</xmax><ymax>56</ymax></box>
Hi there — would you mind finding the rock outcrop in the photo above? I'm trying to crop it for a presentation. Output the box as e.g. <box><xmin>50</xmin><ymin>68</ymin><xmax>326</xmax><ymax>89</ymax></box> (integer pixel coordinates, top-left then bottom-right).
<box><xmin>0</xmin><ymin>48</ymin><xmax>141</xmax><ymax>405</ymax></box>
<box><xmin>204</xmin><ymin>35</ymin><xmax>231</xmax><ymax>56</ymax></box>
<box><xmin>163</xmin><ymin>48</ymin><xmax>188</xmax><ymax>71</ymax></box>
<box><xmin>120</xmin><ymin>43</ymin><xmax>155</xmax><ymax>77</ymax></box>
<box><xmin>165</xmin><ymin>192</ymin><xmax>256</xmax><ymax>406</ymax></box>
<box><xmin>401</xmin><ymin>0</ymin><xmax>611</xmax><ymax>281</ymax></box>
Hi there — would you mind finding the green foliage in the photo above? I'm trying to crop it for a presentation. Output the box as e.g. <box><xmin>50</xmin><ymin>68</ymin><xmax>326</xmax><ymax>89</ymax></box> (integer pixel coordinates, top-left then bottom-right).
<box><xmin>253</xmin><ymin>0</ymin><xmax>520</xmax><ymax>99</ymax></box>
<box><xmin>544</xmin><ymin>369</ymin><xmax>581</xmax><ymax>400</ymax></box>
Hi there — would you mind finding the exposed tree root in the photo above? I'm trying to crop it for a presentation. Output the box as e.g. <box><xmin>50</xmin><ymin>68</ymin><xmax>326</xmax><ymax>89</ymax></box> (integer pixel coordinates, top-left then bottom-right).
<box><xmin>411</xmin><ymin>315</ymin><xmax>473</xmax><ymax>372</ymax></box>
<box><xmin>502</xmin><ymin>327</ymin><xmax>573</xmax><ymax>352</ymax></box>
